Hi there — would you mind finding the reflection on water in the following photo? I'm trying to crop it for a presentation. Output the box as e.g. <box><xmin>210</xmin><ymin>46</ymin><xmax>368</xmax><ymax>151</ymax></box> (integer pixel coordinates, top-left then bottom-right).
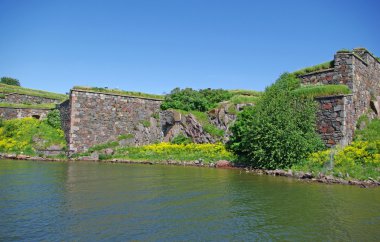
<box><xmin>0</xmin><ymin>160</ymin><xmax>380</xmax><ymax>241</ymax></box>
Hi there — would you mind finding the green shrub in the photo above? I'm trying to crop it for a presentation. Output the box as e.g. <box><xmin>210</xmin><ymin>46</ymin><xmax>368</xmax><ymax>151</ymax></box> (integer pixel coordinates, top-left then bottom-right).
<box><xmin>292</xmin><ymin>85</ymin><xmax>351</xmax><ymax>98</ymax></box>
<box><xmin>227</xmin><ymin>73</ymin><xmax>324</xmax><ymax>169</ymax></box>
<box><xmin>46</xmin><ymin>109</ymin><xmax>61</xmax><ymax>129</ymax></box>
<box><xmin>161</xmin><ymin>87</ymin><xmax>233</xmax><ymax>112</ymax></box>
<box><xmin>1</xmin><ymin>77</ymin><xmax>20</xmax><ymax>86</ymax></box>
<box><xmin>171</xmin><ymin>134</ymin><xmax>192</xmax><ymax>144</ymax></box>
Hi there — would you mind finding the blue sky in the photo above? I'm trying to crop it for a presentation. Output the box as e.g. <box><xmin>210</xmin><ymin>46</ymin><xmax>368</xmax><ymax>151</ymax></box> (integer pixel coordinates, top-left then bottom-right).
<box><xmin>0</xmin><ymin>0</ymin><xmax>379</xmax><ymax>94</ymax></box>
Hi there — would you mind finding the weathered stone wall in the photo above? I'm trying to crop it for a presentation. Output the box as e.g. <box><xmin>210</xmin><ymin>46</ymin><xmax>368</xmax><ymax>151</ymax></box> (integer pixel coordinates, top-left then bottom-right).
<box><xmin>0</xmin><ymin>107</ymin><xmax>51</xmax><ymax>120</ymax></box>
<box><xmin>299</xmin><ymin>49</ymin><xmax>380</xmax><ymax>147</ymax></box>
<box><xmin>0</xmin><ymin>93</ymin><xmax>61</xmax><ymax>104</ymax></box>
<box><xmin>299</xmin><ymin>69</ymin><xmax>335</xmax><ymax>85</ymax></box>
<box><xmin>351</xmin><ymin>50</ymin><xmax>380</xmax><ymax>121</ymax></box>
<box><xmin>315</xmin><ymin>95</ymin><xmax>354</xmax><ymax>147</ymax></box>
<box><xmin>57</xmin><ymin>100</ymin><xmax>71</xmax><ymax>145</ymax></box>
<box><xmin>68</xmin><ymin>90</ymin><xmax>163</xmax><ymax>152</ymax></box>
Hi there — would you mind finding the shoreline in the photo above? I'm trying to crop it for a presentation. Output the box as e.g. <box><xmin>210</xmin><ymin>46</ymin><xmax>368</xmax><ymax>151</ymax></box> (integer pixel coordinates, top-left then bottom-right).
<box><xmin>1</xmin><ymin>153</ymin><xmax>379</xmax><ymax>188</ymax></box>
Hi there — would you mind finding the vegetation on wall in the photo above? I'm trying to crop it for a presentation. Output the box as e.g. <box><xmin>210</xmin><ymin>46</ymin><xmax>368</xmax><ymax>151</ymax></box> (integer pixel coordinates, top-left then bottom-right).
<box><xmin>1</xmin><ymin>77</ymin><xmax>20</xmax><ymax>86</ymax></box>
<box><xmin>0</xmin><ymin>102</ymin><xmax>56</xmax><ymax>109</ymax></box>
<box><xmin>227</xmin><ymin>73</ymin><xmax>324</xmax><ymax>169</ymax></box>
<box><xmin>0</xmin><ymin>117</ymin><xmax>66</xmax><ymax>155</ymax></box>
<box><xmin>292</xmin><ymin>61</ymin><xmax>334</xmax><ymax>76</ymax></box>
<box><xmin>73</xmin><ymin>86</ymin><xmax>164</xmax><ymax>100</ymax></box>
<box><xmin>292</xmin><ymin>84</ymin><xmax>351</xmax><ymax>98</ymax></box>
<box><xmin>0</xmin><ymin>83</ymin><xmax>67</xmax><ymax>101</ymax></box>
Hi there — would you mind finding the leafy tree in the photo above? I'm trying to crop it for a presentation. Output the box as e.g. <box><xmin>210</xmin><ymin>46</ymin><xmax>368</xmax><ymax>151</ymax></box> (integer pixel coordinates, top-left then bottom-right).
<box><xmin>161</xmin><ymin>87</ymin><xmax>232</xmax><ymax>112</ymax></box>
<box><xmin>1</xmin><ymin>77</ymin><xmax>20</xmax><ymax>86</ymax></box>
<box><xmin>227</xmin><ymin>73</ymin><xmax>324</xmax><ymax>169</ymax></box>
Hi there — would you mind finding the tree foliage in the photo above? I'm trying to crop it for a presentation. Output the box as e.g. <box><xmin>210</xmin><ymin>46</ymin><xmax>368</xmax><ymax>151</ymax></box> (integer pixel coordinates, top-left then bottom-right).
<box><xmin>161</xmin><ymin>87</ymin><xmax>233</xmax><ymax>112</ymax></box>
<box><xmin>1</xmin><ymin>77</ymin><xmax>21</xmax><ymax>86</ymax></box>
<box><xmin>227</xmin><ymin>73</ymin><xmax>324</xmax><ymax>169</ymax></box>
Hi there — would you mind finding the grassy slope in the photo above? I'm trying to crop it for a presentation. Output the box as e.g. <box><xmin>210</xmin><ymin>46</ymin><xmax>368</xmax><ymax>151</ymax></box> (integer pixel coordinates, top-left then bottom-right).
<box><xmin>0</xmin><ymin>117</ymin><xmax>66</xmax><ymax>155</ymax></box>
<box><xmin>0</xmin><ymin>83</ymin><xmax>67</xmax><ymax>101</ymax></box>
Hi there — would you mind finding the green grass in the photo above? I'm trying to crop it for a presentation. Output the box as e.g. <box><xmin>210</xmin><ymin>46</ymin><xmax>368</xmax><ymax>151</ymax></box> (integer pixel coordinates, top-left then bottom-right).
<box><xmin>73</xmin><ymin>86</ymin><xmax>164</xmax><ymax>100</ymax></box>
<box><xmin>88</xmin><ymin>141</ymin><xmax>119</xmax><ymax>152</ymax></box>
<box><xmin>0</xmin><ymin>83</ymin><xmax>67</xmax><ymax>101</ymax></box>
<box><xmin>0</xmin><ymin>102</ymin><xmax>56</xmax><ymax>109</ymax></box>
<box><xmin>229</xmin><ymin>95</ymin><xmax>260</xmax><ymax>104</ymax></box>
<box><xmin>355</xmin><ymin>118</ymin><xmax>380</xmax><ymax>142</ymax></box>
<box><xmin>292</xmin><ymin>84</ymin><xmax>351</xmax><ymax>98</ymax></box>
<box><xmin>293</xmin><ymin>61</ymin><xmax>334</xmax><ymax>76</ymax></box>
<box><xmin>228</xmin><ymin>89</ymin><xmax>262</xmax><ymax>96</ymax></box>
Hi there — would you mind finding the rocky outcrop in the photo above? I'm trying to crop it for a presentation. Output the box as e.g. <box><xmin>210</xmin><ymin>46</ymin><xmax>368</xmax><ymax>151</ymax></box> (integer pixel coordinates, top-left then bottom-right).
<box><xmin>160</xmin><ymin>110</ymin><xmax>215</xmax><ymax>143</ymax></box>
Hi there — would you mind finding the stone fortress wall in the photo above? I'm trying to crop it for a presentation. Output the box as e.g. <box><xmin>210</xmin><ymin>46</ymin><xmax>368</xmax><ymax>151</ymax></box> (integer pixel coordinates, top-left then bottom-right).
<box><xmin>1</xmin><ymin>48</ymin><xmax>379</xmax><ymax>152</ymax></box>
<box><xmin>0</xmin><ymin>107</ymin><xmax>52</xmax><ymax>120</ymax></box>
<box><xmin>0</xmin><ymin>92</ymin><xmax>61</xmax><ymax>120</ymax></box>
<box><xmin>299</xmin><ymin>48</ymin><xmax>380</xmax><ymax>147</ymax></box>
<box><xmin>63</xmin><ymin>89</ymin><xmax>164</xmax><ymax>153</ymax></box>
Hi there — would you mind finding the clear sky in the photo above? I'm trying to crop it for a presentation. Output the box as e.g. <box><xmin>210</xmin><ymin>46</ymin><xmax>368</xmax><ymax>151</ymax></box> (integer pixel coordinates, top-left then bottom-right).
<box><xmin>0</xmin><ymin>0</ymin><xmax>379</xmax><ymax>94</ymax></box>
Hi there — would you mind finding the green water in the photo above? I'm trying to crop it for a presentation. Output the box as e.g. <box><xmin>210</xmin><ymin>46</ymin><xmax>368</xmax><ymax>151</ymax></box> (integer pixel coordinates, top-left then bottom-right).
<box><xmin>0</xmin><ymin>159</ymin><xmax>379</xmax><ymax>241</ymax></box>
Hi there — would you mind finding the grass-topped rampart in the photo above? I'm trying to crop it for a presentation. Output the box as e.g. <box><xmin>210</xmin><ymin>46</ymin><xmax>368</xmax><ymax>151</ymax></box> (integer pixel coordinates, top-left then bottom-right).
<box><xmin>292</xmin><ymin>61</ymin><xmax>334</xmax><ymax>76</ymax></box>
<box><xmin>0</xmin><ymin>102</ymin><xmax>56</xmax><ymax>109</ymax></box>
<box><xmin>73</xmin><ymin>86</ymin><xmax>164</xmax><ymax>100</ymax></box>
<box><xmin>0</xmin><ymin>83</ymin><xmax>67</xmax><ymax>101</ymax></box>
<box><xmin>291</xmin><ymin>84</ymin><xmax>351</xmax><ymax>98</ymax></box>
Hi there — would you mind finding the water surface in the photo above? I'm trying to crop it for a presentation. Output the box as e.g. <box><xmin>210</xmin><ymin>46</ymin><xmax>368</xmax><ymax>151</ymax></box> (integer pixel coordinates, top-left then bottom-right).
<box><xmin>1</xmin><ymin>159</ymin><xmax>379</xmax><ymax>241</ymax></box>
